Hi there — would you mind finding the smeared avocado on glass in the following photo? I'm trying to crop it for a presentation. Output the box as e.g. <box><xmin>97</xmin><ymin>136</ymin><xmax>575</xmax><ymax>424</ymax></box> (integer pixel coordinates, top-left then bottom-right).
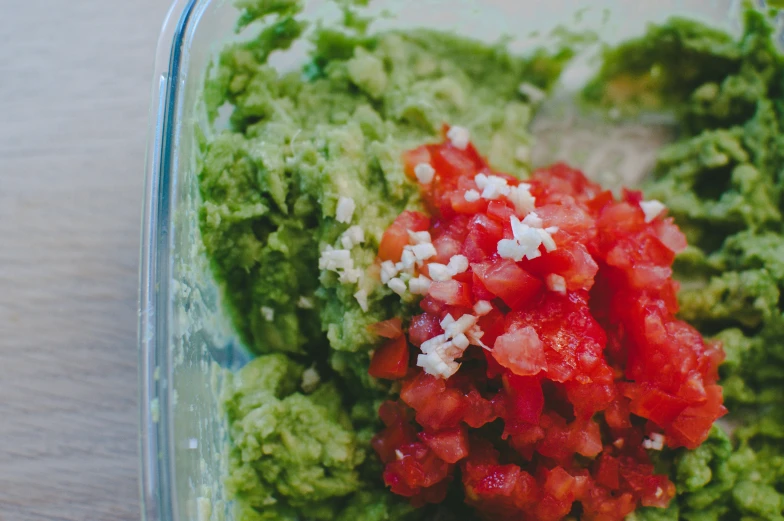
<box><xmin>588</xmin><ymin>7</ymin><xmax>784</xmax><ymax>521</ymax></box>
<box><xmin>199</xmin><ymin>0</ymin><xmax>569</xmax><ymax>519</ymax></box>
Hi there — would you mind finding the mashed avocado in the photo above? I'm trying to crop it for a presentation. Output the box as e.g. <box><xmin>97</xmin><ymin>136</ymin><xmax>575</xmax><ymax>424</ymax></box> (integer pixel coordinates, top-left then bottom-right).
<box><xmin>199</xmin><ymin>1</ymin><xmax>570</xmax><ymax>519</ymax></box>
<box><xmin>589</xmin><ymin>8</ymin><xmax>784</xmax><ymax>521</ymax></box>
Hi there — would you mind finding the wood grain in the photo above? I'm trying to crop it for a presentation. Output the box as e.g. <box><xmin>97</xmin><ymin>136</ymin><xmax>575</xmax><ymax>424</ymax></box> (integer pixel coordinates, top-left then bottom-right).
<box><xmin>0</xmin><ymin>1</ymin><xmax>172</xmax><ymax>519</ymax></box>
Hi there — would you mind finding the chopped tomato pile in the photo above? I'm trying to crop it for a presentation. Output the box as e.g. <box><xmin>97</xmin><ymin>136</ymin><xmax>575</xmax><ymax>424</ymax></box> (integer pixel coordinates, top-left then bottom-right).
<box><xmin>368</xmin><ymin>127</ymin><xmax>726</xmax><ymax>521</ymax></box>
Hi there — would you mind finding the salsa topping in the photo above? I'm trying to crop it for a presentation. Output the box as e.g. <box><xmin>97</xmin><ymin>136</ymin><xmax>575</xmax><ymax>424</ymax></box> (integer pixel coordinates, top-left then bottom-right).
<box><xmin>368</xmin><ymin>128</ymin><xmax>726</xmax><ymax>521</ymax></box>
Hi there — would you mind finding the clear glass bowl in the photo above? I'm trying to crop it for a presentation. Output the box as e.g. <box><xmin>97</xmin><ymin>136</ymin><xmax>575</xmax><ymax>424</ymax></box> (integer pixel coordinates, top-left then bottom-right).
<box><xmin>139</xmin><ymin>1</ymin><xmax>742</xmax><ymax>520</ymax></box>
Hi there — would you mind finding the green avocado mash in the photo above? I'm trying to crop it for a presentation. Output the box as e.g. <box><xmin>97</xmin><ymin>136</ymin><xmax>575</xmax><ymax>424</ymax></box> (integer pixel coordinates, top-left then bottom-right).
<box><xmin>199</xmin><ymin>1</ymin><xmax>570</xmax><ymax>519</ymax></box>
<box><xmin>589</xmin><ymin>7</ymin><xmax>784</xmax><ymax>521</ymax></box>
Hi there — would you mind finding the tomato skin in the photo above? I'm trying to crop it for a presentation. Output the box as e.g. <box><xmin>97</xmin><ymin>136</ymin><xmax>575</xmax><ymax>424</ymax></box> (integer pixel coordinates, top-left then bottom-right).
<box><xmin>368</xmin><ymin>336</ymin><xmax>410</xmax><ymax>380</ymax></box>
<box><xmin>373</xmin><ymin>136</ymin><xmax>722</xmax><ymax>521</ymax></box>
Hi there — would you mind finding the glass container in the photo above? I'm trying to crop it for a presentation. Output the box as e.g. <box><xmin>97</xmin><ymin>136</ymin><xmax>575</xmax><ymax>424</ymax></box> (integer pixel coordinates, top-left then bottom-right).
<box><xmin>139</xmin><ymin>1</ymin><xmax>744</xmax><ymax>520</ymax></box>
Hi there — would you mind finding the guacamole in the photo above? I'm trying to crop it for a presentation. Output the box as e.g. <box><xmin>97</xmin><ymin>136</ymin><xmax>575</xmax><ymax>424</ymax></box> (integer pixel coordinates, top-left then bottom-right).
<box><xmin>588</xmin><ymin>8</ymin><xmax>784</xmax><ymax>521</ymax></box>
<box><xmin>200</xmin><ymin>0</ymin><xmax>784</xmax><ymax>519</ymax></box>
<box><xmin>200</xmin><ymin>0</ymin><xmax>570</xmax><ymax>519</ymax></box>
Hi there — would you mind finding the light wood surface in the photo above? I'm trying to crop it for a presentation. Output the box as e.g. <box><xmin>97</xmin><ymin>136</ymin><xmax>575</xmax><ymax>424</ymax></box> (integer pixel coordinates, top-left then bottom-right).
<box><xmin>0</xmin><ymin>1</ymin><xmax>173</xmax><ymax>519</ymax></box>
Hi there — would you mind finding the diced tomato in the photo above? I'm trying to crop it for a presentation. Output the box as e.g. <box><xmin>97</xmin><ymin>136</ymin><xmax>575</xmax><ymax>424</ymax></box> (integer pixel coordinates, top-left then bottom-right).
<box><xmin>477</xmin><ymin>308</ymin><xmax>506</xmax><ymax>349</ymax></box>
<box><xmin>639</xmin><ymin>475</ymin><xmax>676</xmax><ymax>508</ymax></box>
<box><xmin>450</xmin><ymin>189</ymin><xmax>486</xmax><ymax>215</ymax></box>
<box><xmin>419</xmin><ymin>426</ymin><xmax>469</xmax><ymax>464</ymax></box>
<box><xmin>463</xmin><ymin>388</ymin><xmax>502</xmax><ymax>428</ymax></box>
<box><xmin>471</xmin><ymin>271</ymin><xmax>495</xmax><ymax>301</ymax></box>
<box><xmin>373</xmin><ymin>135</ymin><xmax>722</xmax><ymax>521</ymax></box>
<box><xmin>536</xmin><ymin>414</ymin><xmax>574</xmax><ymax>464</ymax></box>
<box><xmin>653</xmin><ymin>218</ymin><xmax>687</xmax><ymax>253</ymax></box>
<box><xmin>372</xmin><ymin>420</ymin><xmax>416</xmax><ymax>464</ymax></box>
<box><xmin>535</xmin><ymin>467</ymin><xmax>577</xmax><ymax>521</ymax></box>
<box><xmin>509</xmin><ymin>423</ymin><xmax>545</xmax><ymax>459</ymax></box>
<box><xmin>587</xmin><ymin>189</ymin><xmax>614</xmax><ymax>214</ymax></box>
<box><xmin>432</xmin><ymin>234</ymin><xmax>462</xmax><ymax>264</ymax></box>
<box><xmin>622</xmin><ymin>188</ymin><xmax>644</xmax><ymax>206</ymax></box>
<box><xmin>383</xmin><ymin>442</ymin><xmax>451</xmax><ymax>499</ymax></box>
<box><xmin>582</xmin><ymin>489</ymin><xmax>636</xmax><ymax>521</ymax></box>
<box><xmin>502</xmin><ymin>373</ymin><xmax>544</xmax><ymax>434</ymax></box>
<box><xmin>701</xmin><ymin>340</ymin><xmax>725</xmax><ymax>383</ymax></box>
<box><xmin>400</xmin><ymin>371</ymin><xmax>445</xmax><ymax>411</ymax></box>
<box><xmin>506</xmin><ymin>291</ymin><xmax>608</xmax><ymax>385</ymax></box>
<box><xmin>472</xmin><ymin>259</ymin><xmax>543</xmax><ymax>309</ymax></box>
<box><xmin>531</xmin><ymin>162</ymin><xmax>603</xmax><ymax>205</ymax></box>
<box><xmin>626</xmin><ymin>385</ymin><xmax>689</xmax><ymax>426</ymax></box>
<box><xmin>565</xmin><ymin>378</ymin><xmax>615</xmax><ymax>420</ymax></box>
<box><xmin>493</xmin><ymin>327</ymin><xmax>547</xmax><ymax>377</ymax></box>
<box><xmin>372</xmin><ymin>402</ymin><xmax>416</xmax><ymax>463</ymax></box>
<box><xmin>543</xmin><ymin>467</ymin><xmax>577</xmax><ymax>501</ymax></box>
<box><xmin>463</xmin><ymin>463</ymin><xmax>539</xmax><ymax>514</ymax></box>
<box><xmin>428</xmin><ymin>280</ymin><xmax>472</xmax><ymax>307</ymax></box>
<box><xmin>419</xmin><ymin>295</ymin><xmax>447</xmax><ymax>316</ymax></box>
<box><xmin>534</xmin><ymin>202</ymin><xmax>595</xmax><ymax>242</ymax></box>
<box><xmin>462</xmin><ymin>214</ymin><xmax>504</xmax><ymax>262</ymax></box>
<box><xmin>403</xmin><ymin>145</ymin><xmax>432</xmax><ymax>180</ymax></box>
<box><xmin>486</xmin><ymin>200</ymin><xmax>516</xmax><ymax>223</ymax></box>
<box><xmin>378</xmin><ymin>400</ymin><xmax>410</xmax><ymax>427</ymax></box>
<box><xmin>526</xmin><ymin>241</ymin><xmax>599</xmax><ymax>292</ymax></box>
<box><xmin>378</xmin><ymin>211</ymin><xmax>431</xmax><ymax>262</ymax></box>
<box><xmin>570</xmin><ymin>418</ymin><xmax>603</xmax><ymax>457</ymax></box>
<box><xmin>595</xmin><ymin>454</ymin><xmax>621</xmax><ymax>489</ymax></box>
<box><xmin>429</xmin><ymin>142</ymin><xmax>482</xmax><ymax>180</ymax></box>
<box><xmin>378</xmin><ymin>226</ymin><xmax>410</xmax><ymax>262</ymax></box>
<box><xmin>367</xmin><ymin>317</ymin><xmax>404</xmax><ymax>339</ymax></box>
<box><xmin>597</xmin><ymin>201</ymin><xmax>645</xmax><ymax>235</ymax></box>
<box><xmin>605</xmin><ymin>397</ymin><xmax>633</xmax><ymax>431</ymax></box>
<box><xmin>408</xmin><ymin>313</ymin><xmax>442</xmax><ymax>347</ymax></box>
<box><xmin>369</xmin><ymin>336</ymin><xmax>409</xmax><ymax>380</ymax></box>
<box><xmin>416</xmin><ymin>388</ymin><xmax>465</xmax><ymax>431</ymax></box>
<box><xmin>668</xmin><ymin>385</ymin><xmax>727</xmax><ymax>449</ymax></box>
<box><xmin>463</xmin><ymin>463</ymin><xmax>517</xmax><ymax>503</ymax></box>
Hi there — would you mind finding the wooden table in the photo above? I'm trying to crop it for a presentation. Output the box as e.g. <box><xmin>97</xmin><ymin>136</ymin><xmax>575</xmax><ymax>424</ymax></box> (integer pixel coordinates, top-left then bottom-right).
<box><xmin>0</xmin><ymin>1</ymin><xmax>173</xmax><ymax>519</ymax></box>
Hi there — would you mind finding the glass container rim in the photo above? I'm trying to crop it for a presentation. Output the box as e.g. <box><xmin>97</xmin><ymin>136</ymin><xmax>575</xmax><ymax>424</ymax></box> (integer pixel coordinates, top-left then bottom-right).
<box><xmin>139</xmin><ymin>1</ymin><xmax>200</xmax><ymax>520</ymax></box>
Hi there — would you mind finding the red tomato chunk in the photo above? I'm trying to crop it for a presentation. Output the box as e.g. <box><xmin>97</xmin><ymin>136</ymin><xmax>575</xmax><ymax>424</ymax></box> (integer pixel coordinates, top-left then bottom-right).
<box><xmin>370</xmin><ymin>130</ymin><xmax>725</xmax><ymax>521</ymax></box>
